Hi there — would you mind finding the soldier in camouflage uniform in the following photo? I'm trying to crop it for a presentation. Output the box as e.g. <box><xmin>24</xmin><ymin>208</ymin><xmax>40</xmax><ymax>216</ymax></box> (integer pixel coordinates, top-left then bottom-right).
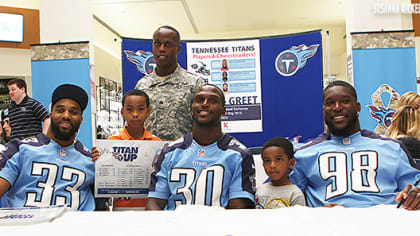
<box><xmin>135</xmin><ymin>26</ymin><xmax>205</xmax><ymax>141</ymax></box>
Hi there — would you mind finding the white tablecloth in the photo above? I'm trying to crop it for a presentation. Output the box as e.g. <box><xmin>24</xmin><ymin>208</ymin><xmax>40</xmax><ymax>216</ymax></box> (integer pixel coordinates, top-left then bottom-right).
<box><xmin>1</xmin><ymin>205</ymin><xmax>419</xmax><ymax>236</ymax></box>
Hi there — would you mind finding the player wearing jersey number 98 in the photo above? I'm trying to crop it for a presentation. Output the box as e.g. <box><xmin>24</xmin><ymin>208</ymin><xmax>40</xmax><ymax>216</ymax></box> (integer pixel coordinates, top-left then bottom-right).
<box><xmin>146</xmin><ymin>84</ymin><xmax>256</xmax><ymax>210</ymax></box>
<box><xmin>0</xmin><ymin>84</ymin><xmax>96</xmax><ymax>211</ymax></box>
<box><xmin>290</xmin><ymin>80</ymin><xmax>420</xmax><ymax>210</ymax></box>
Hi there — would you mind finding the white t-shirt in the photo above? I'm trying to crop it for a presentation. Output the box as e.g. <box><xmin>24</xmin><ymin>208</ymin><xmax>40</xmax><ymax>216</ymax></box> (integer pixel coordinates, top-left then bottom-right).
<box><xmin>256</xmin><ymin>183</ymin><xmax>305</xmax><ymax>209</ymax></box>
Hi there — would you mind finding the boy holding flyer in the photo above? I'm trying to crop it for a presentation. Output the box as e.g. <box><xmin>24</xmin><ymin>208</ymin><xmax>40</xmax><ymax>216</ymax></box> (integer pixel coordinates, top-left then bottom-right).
<box><xmin>98</xmin><ymin>89</ymin><xmax>161</xmax><ymax>210</ymax></box>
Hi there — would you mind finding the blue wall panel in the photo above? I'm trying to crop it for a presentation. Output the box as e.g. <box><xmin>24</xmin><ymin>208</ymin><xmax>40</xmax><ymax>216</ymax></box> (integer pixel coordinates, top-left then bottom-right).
<box><xmin>31</xmin><ymin>58</ymin><xmax>93</xmax><ymax>148</ymax></box>
<box><xmin>353</xmin><ymin>47</ymin><xmax>417</xmax><ymax>132</ymax></box>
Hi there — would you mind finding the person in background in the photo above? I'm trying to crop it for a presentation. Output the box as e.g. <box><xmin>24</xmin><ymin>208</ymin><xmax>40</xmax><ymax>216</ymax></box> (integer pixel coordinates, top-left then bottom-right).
<box><xmin>1</xmin><ymin>108</ymin><xmax>11</xmax><ymax>147</ymax></box>
<box><xmin>0</xmin><ymin>110</ymin><xmax>7</xmax><ymax>152</ymax></box>
<box><xmin>7</xmin><ymin>78</ymin><xmax>50</xmax><ymax>140</ymax></box>
<box><xmin>222</xmin><ymin>83</ymin><xmax>229</xmax><ymax>93</ymax></box>
<box><xmin>397</xmin><ymin>91</ymin><xmax>420</xmax><ymax>112</ymax></box>
<box><xmin>222</xmin><ymin>71</ymin><xmax>228</xmax><ymax>82</ymax></box>
<box><xmin>135</xmin><ymin>25</ymin><xmax>205</xmax><ymax>141</ymax></box>
<box><xmin>221</xmin><ymin>59</ymin><xmax>229</xmax><ymax>71</ymax></box>
<box><xmin>0</xmin><ymin>84</ymin><xmax>96</xmax><ymax>210</ymax></box>
<box><xmin>387</xmin><ymin>105</ymin><xmax>420</xmax><ymax>168</ymax></box>
<box><xmin>0</xmin><ymin>113</ymin><xmax>3</xmax><ymax>145</ymax></box>
<box><xmin>256</xmin><ymin>137</ymin><xmax>305</xmax><ymax>209</ymax></box>
<box><xmin>146</xmin><ymin>84</ymin><xmax>255</xmax><ymax>210</ymax></box>
<box><xmin>107</xmin><ymin>89</ymin><xmax>161</xmax><ymax>210</ymax></box>
<box><xmin>0</xmin><ymin>108</ymin><xmax>11</xmax><ymax>208</ymax></box>
<box><xmin>290</xmin><ymin>80</ymin><xmax>420</xmax><ymax>210</ymax></box>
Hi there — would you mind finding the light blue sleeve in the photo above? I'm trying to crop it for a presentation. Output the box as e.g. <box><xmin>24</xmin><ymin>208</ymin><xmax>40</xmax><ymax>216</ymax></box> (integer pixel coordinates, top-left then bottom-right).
<box><xmin>289</xmin><ymin>153</ymin><xmax>308</xmax><ymax>193</ymax></box>
<box><xmin>395</xmin><ymin>148</ymin><xmax>420</xmax><ymax>191</ymax></box>
<box><xmin>148</xmin><ymin>153</ymin><xmax>171</xmax><ymax>200</ymax></box>
<box><xmin>228</xmin><ymin>153</ymin><xmax>255</xmax><ymax>202</ymax></box>
<box><xmin>0</xmin><ymin>152</ymin><xmax>21</xmax><ymax>186</ymax></box>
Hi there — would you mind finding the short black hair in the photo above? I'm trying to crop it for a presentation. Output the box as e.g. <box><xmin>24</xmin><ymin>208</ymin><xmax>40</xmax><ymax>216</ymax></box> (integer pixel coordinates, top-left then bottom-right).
<box><xmin>193</xmin><ymin>84</ymin><xmax>226</xmax><ymax>108</ymax></box>
<box><xmin>122</xmin><ymin>89</ymin><xmax>150</xmax><ymax>107</ymax></box>
<box><xmin>156</xmin><ymin>25</ymin><xmax>180</xmax><ymax>43</ymax></box>
<box><xmin>262</xmin><ymin>137</ymin><xmax>294</xmax><ymax>160</ymax></box>
<box><xmin>322</xmin><ymin>80</ymin><xmax>357</xmax><ymax>101</ymax></box>
<box><xmin>202</xmin><ymin>84</ymin><xmax>225</xmax><ymax>108</ymax></box>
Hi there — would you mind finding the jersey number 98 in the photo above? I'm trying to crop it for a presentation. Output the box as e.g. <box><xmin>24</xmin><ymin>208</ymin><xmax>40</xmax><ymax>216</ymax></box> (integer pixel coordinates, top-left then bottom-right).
<box><xmin>319</xmin><ymin>151</ymin><xmax>379</xmax><ymax>200</ymax></box>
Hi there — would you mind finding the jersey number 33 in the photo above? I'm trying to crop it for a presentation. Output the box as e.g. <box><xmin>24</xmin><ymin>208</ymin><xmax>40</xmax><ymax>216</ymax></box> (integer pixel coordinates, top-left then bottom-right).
<box><xmin>25</xmin><ymin>162</ymin><xmax>86</xmax><ymax>209</ymax></box>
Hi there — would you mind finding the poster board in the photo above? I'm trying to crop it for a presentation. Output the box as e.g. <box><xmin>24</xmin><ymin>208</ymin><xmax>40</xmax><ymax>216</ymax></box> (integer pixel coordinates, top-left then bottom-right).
<box><xmin>122</xmin><ymin>31</ymin><xmax>323</xmax><ymax>147</ymax></box>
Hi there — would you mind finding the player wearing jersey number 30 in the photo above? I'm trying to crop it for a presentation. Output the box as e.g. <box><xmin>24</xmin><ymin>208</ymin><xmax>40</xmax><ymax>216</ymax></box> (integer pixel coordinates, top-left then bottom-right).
<box><xmin>146</xmin><ymin>84</ymin><xmax>256</xmax><ymax>210</ymax></box>
<box><xmin>290</xmin><ymin>81</ymin><xmax>420</xmax><ymax>210</ymax></box>
<box><xmin>0</xmin><ymin>84</ymin><xmax>95</xmax><ymax>211</ymax></box>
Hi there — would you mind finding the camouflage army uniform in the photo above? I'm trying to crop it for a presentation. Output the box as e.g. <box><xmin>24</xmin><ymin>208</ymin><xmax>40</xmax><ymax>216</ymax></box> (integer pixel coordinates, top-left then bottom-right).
<box><xmin>135</xmin><ymin>64</ymin><xmax>205</xmax><ymax>141</ymax></box>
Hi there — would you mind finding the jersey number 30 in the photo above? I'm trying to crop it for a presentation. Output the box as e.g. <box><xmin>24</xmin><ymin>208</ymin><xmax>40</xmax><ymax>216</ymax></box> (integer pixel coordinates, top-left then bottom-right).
<box><xmin>170</xmin><ymin>165</ymin><xmax>224</xmax><ymax>206</ymax></box>
<box><xmin>25</xmin><ymin>162</ymin><xmax>86</xmax><ymax>209</ymax></box>
<box><xmin>319</xmin><ymin>151</ymin><xmax>379</xmax><ymax>200</ymax></box>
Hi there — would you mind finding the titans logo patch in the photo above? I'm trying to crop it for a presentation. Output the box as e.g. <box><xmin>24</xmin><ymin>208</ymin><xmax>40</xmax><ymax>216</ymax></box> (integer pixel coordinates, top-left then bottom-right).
<box><xmin>124</xmin><ymin>50</ymin><xmax>156</xmax><ymax>75</ymax></box>
<box><xmin>275</xmin><ymin>44</ymin><xmax>319</xmax><ymax>76</ymax></box>
<box><xmin>367</xmin><ymin>106</ymin><xmax>395</xmax><ymax>128</ymax></box>
<box><xmin>367</xmin><ymin>84</ymin><xmax>400</xmax><ymax>135</ymax></box>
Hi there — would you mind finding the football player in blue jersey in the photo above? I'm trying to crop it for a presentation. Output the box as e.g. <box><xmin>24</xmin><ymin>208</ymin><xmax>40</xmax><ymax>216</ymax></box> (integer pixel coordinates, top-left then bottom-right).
<box><xmin>290</xmin><ymin>80</ymin><xmax>420</xmax><ymax>210</ymax></box>
<box><xmin>0</xmin><ymin>84</ymin><xmax>96</xmax><ymax>211</ymax></box>
<box><xmin>146</xmin><ymin>84</ymin><xmax>255</xmax><ymax>210</ymax></box>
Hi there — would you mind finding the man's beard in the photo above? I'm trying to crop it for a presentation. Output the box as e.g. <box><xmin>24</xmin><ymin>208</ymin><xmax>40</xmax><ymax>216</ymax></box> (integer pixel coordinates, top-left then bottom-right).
<box><xmin>325</xmin><ymin>111</ymin><xmax>358</xmax><ymax>137</ymax></box>
<box><xmin>51</xmin><ymin>117</ymin><xmax>81</xmax><ymax>141</ymax></box>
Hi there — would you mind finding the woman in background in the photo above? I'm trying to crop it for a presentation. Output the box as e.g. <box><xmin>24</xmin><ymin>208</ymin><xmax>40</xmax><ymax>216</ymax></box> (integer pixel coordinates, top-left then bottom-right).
<box><xmin>0</xmin><ymin>108</ymin><xmax>11</xmax><ymax>207</ymax></box>
<box><xmin>397</xmin><ymin>91</ymin><xmax>420</xmax><ymax>111</ymax></box>
<box><xmin>387</xmin><ymin>105</ymin><xmax>420</xmax><ymax>168</ymax></box>
<box><xmin>0</xmin><ymin>108</ymin><xmax>11</xmax><ymax>151</ymax></box>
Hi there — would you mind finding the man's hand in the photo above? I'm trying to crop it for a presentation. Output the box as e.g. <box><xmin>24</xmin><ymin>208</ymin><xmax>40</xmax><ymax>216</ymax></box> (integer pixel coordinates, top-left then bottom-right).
<box><xmin>396</xmin><ymin>184</ymin><xmax>420</xmax><ymax>210</ymax></box>
<box><xmin>0</xmin><ymin>178</ymin><xmax>11</xmax><ymax>199</ymax></box>
<box><xmin>91</xmin><ymin>146</ymin><xmax>100</xmax><ymax>162</ymax></box>
<box><xmin>146</xmin><ymin>197</ymin><xmax>167</xmax><ymax>210</ymax></box>
<box><xmin>324</xmin><ymin>203</ymin><xmax>346</xmax><ymax>208</ymax></box>
<box><xmin>227</xmin><ymin>198</ymin><xmax>255</xmax><ymax>209</ymax></box>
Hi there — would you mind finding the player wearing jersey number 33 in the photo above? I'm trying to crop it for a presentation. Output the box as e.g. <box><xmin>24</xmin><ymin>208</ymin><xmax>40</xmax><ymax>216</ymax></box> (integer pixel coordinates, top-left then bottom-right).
<box><xmin>146</xmin><ymin>84</ymin><xmax>256</xmax><ymax>210</ymax></box>
<box><xmin>290</xmin><ymin>81</ymin><xmax>420</xmax><ymax>210</ymax></box>
<box><xmin>0</xmin><ymin>84</ymin><xmax>95</xmax><ymax>211</ymax></box>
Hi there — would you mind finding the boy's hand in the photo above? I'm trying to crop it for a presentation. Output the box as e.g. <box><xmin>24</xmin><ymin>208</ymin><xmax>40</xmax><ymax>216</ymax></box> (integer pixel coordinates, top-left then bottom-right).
<box><xmin>91</xmin><ymin>146</ymin><xmax>100</xmax><ymax>162</ymax></box>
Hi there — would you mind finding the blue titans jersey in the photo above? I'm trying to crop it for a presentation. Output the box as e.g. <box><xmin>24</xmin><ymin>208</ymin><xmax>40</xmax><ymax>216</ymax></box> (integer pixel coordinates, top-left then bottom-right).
<box><xmin>0</xmin><ymin>134</ymin><xmax>95</xmax><ymax>211</ymax></box>
<box><xmin>148</xmin><ymin>133</ymin><xmax>255</xmax><ymax>210</ymax></box>
<box><xmin>290</xmin><ymin>130</ymin><xmax>420</xmax><ymax>207</ymax></box>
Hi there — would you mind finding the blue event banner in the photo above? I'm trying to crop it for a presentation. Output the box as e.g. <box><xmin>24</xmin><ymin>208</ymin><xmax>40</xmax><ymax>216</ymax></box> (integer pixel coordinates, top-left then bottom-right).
<box><xmin>353</xmin><ymin>47</ymin><xmax>417</xmax><ymax>134</ymax></box>
<box><xmin>122</xmin><ymin>31</ymin><xmax>323</xmax><ymax>147</ymax></box>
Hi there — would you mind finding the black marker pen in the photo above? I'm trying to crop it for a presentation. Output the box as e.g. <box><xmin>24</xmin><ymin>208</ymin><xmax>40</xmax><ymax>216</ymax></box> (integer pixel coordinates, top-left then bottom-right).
<box><xmin>397</xmin><ymin>178</ymin><xmax>420</xmax><ymax>208</ymax></box>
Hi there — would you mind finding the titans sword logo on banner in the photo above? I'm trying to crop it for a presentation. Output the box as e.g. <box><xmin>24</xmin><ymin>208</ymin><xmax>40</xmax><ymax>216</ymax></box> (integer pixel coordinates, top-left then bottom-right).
<box><xmin>124</xmin><ymin>50</ymin><xmax>156</xmax><ymax>75</ymax></box>
<box><xmin>366</xmin><ymin>84</ymin><xmax>400</xmax><ymax>135</ymax></box>
<box><xmin>275</xmin><ymin>44</ymin><xmax>319</xmax><ymax>76</ymax></box>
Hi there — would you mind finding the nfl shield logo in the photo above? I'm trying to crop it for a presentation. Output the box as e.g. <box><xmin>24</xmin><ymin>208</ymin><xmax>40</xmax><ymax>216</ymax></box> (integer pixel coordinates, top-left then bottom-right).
<box><xmin>198</xmin><ymin>150</ymin><xmax>205</xmax><ymax>157</ymax></box>
<box><xmin>343</xmin><ymin>138</ymin><xmax>351</xmax><ymax>145</ymax></box>
<box><xmin>59</xmin><ymin>149</ymin><xmax>66</xmax><ymax>157</ymax></box>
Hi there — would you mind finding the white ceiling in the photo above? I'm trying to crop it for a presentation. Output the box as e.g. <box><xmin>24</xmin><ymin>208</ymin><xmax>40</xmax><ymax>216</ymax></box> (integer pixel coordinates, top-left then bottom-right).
<box><xmin>93</xmin><ymin>0</ymin><xmax>345</xmax><ymax>36</ymax></box>
<box><xmin>93</xmin><ymin>0</ymin><xmax>347</xmax><ymax>56</ymax></box>
<box><xmin>0</xmin><ymin>0</ymin><xmax>347</xmax><ymax>56</ymax></box>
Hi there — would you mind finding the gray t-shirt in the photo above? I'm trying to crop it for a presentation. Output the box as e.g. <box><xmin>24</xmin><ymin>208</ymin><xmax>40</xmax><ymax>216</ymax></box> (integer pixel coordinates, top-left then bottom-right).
<box><xmin>256</xmin><ymin>183</ymin><xmax>306</xmax><ymax>209</ymax></box>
